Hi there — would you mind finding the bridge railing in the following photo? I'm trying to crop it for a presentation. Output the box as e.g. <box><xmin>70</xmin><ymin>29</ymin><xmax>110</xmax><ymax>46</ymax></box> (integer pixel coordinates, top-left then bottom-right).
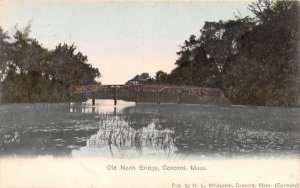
<box><xmin>72</xmin><ymin>84</ymin><xmax>224</xmax><ymax>97</ymax></box>
<box><xmin>72</xmin><ymin>84</ymin><xmax>142</xmax><ymax>93</ymax></box>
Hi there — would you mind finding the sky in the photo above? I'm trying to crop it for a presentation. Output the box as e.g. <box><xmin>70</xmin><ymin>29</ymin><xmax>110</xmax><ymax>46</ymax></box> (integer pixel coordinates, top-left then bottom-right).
<box><xmin>0</xmin><ymin>0</ymin><xmax>253</xmax><ymax>84</ymax></box>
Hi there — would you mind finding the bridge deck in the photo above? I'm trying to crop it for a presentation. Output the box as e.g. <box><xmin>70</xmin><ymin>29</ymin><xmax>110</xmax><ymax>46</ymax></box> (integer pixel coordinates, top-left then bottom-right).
<box><xmin>72</xmin><ymin>84</ymin><xmax>224</xmax><ymax>97</ymax></box>
<box><xmin>70</xmin><ymin>84</ymin><xmax>230</xmax><ymax>105</ymax></box>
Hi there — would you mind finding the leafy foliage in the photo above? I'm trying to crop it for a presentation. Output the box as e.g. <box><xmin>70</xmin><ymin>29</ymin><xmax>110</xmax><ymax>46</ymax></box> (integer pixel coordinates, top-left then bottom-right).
<box><xmin>0</xmin><ymin>25</ymin><xmax>101</xmax><ymax>103</ymax></box>
<box><xmin>155</xmin><ymin>1</ymin><xmax>299</xmax><ymax>106</ymax></box>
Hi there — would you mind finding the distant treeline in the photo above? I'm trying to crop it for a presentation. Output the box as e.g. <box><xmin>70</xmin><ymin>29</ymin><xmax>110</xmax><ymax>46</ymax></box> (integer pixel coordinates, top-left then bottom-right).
<box><xmin>0</xmin><ymin>25</ymin><xmax>100</xmax><ymax>103</ymax></box>
<box><xmin>154</xmin><ymin>1</ymin><xmax>299</xmax><ymax>106</ymax></box>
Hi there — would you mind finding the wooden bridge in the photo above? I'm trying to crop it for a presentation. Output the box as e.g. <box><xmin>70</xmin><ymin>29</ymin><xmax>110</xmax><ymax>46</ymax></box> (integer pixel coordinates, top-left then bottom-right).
<box><xmin>71</xmin><ymin>84</ymin><xmax>230</xmax><ymax>105</ymax></box>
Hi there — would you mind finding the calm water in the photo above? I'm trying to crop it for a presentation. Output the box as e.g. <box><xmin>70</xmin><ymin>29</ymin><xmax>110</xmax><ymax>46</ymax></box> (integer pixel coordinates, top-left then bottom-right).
<box><xmin>0</xmin><ymin>100</ymin><xmax>299</xmax><ymax>159</ymax></box>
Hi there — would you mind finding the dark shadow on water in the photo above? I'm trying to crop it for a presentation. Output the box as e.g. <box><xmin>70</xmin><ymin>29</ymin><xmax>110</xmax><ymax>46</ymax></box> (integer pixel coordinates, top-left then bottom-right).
<box><xmin>0</xmin><ymin>103</ymin><xmax>99</xmax><ymax>157</ymax></box>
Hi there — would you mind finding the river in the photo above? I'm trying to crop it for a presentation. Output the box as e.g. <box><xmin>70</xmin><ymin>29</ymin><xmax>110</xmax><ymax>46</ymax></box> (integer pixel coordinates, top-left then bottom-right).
<box><xmin>0</xmin><ymin>100</ymin><xmax>299</xmax><ymax>159</ymax></box>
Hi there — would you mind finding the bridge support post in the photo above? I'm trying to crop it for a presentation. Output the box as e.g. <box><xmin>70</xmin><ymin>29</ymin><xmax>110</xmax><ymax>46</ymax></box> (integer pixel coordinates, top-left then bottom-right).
<box><xmin>114</xmin><ymin>89</ymin><xmax>117</xmax><ymax>106</ymax></box>
<box><xmin>136</xmin><ymin>92</ymin><xmax>139</xmax><ymax>104</ymax></box>
<box><xmin>177</xmin><ymin>93</ymin><xmax>181</xmax><ymax>104</ymax></box>
<box><xmin>156</xmin><ymin>93</ymin><xmax>160</xmax><ymax>105</ymax></box>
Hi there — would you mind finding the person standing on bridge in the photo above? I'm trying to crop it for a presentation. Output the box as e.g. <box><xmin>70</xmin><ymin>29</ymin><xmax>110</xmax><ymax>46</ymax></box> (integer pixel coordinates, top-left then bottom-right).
<box><xmin>92</xmin><ymin>98</ymin><xmax>95</xmax><ymax>106</ymax></box>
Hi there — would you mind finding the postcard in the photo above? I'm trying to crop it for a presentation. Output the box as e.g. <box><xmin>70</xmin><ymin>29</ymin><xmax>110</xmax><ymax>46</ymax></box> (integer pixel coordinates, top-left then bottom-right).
<box><xmin>0</xmin><ymin>0</ymin><xmax>299</xmax><ymax>187</ymax></box>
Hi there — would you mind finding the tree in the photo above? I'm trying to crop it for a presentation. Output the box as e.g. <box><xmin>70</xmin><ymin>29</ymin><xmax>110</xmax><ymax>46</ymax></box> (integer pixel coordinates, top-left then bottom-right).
<box><xmin>223</xmin><ymin>1</ymin><xmax>299</xmax><ymax>106</ymax></box>
<box><xmin>155</xmin><ymin>70</ymin><xmax>168</xmax><ymax>83</ymax></box>
<box><xmin>154</xmin><ymin>0</ymin><xmax>299</xmax><ymax>106</ymax></box>
<box><xmin>0</xmin><ymin>27</ymin><xmax>11</xmax><ymax>81</ymax></box>
<box><xmin>199</xmin><ymin>17</ymin><xmax>254</xmax><ymax>72</ymax></box>
<box><xmin>140</xmin><ymin>72</ymin><xmax>151</xmax><ymax>80</ymax></box>
<box><xmin>48</xmin><ymin>43</ymin><xmax>101</xmax><ymax>100</ymax></box>
<box><xmin>0</xmin><ymin>24</ymin><xmax>101</xmax><ymax>103</ymax></box>
<box><xmin>169</xmin><ymin>41</ymin><xmax>219</xmax><ymax>87</ymax></box>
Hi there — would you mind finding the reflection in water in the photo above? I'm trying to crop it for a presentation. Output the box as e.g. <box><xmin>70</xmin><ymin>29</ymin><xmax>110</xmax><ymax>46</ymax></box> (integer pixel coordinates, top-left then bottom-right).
<box><xmin>1</xmin><ymin>100</ymin><xmax>299</xmax><ymax>158</ymax></box>
<box><xmin>73</xmin><ymin>115</ymin><xmax>176</xmax><ymax>158</ymax></box>
<box><xmin>70</xmin><ymin>99</ymin><xmax>135</xmax><ymax>114</ymax></box>
<box><xmin>73</xmin><ymin>110</ymin><xmax>300</xmax><ymax>158</ymax></box>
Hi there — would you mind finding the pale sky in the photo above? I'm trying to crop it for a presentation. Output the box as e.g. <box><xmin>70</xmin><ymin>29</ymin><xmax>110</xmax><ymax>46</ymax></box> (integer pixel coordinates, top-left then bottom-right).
<box><xmin>0</xmin><ymin>0</ymin><xmax>252</xmax><ymax>84</ymax></box>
